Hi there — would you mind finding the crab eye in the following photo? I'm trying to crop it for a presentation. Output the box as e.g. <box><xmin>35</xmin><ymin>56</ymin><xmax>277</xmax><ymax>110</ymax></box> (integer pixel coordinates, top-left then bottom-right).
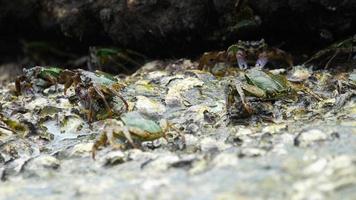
<box><xmin>236</xmin><ymin>50</ymin><xmax>248</xmax><ymax>69</ymax></box>
<box><xmin>255</xmin><ymin>53</ymin><xmax>268</xmax><ymax>68</ymax></box>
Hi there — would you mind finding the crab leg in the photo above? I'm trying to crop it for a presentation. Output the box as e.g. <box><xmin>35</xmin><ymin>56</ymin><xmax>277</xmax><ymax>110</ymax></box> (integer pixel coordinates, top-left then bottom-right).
<box><xmin>92</xmin><ymin>132</ymin><xmax>108</xmax><ymax>159</ymax></box>
<box><xmin>108</xmin><ymin>87</ymin><xmax>129</xmax><ymax>113</ymax></box>
<box><xmin>233</xmin><ymin>80</ymin><xmax>253</xmax><ymax>114</ymax></box>
<box><xmin>167</xmin><ymin>123</ymin><xmax>186</xmax><ymax>145</ymax></box>
<box><xmin>92</xmin><ymin>85</ymin><xmax>113</xmax><ymax>117</ymax></box>
<box><xmin>15</xmin><ymin>75</ymin><xmax>27</xmax><ymax>95</ymax></box>
<box><xmin>87</xmin><ymin>87</ymin><xmax>96</xmax><ymax>122</ymax></box>
<box><xmin>63</xmin><ymin>78</ymin><xmax>74</xmax><ymax>95</ymax></box>
<box><xmin>122</xmin><ymin>127</ymin><xmax>139</xmax><ymax>148</ymax></box>
<box><xmin>106</xmin><ymin>126</ymin><xmax>127</xmax><ymax>149</ymax></box>
<box><xmin>324</xmin><ymin>49</ymin><xmax>340</xmax><ymax>69</ymax></box>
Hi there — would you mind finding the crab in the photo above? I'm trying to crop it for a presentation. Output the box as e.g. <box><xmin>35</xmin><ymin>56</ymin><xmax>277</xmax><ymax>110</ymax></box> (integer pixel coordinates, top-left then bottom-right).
<box><xmin>226</xmin><ymin>67</ymin><xmax>323</xmax><ymax>121</ymax></box>
<box><xmin>15</xmin><ymin>66</ymin><xmax>66</xmax><ymax>95</ymax></box>
<box><xmin>226</xmin><ymin>68</ymin><xmax>297</xmax><ymax>118</ymax></box>
<box><xmin>92</xmin><ymin>111</ymin><xmax>184</xmax><ymax>159</ymax></box>
<box><xmin>227</xmin><ymin>39</ymin><xmax>293</xmax><ymax>69</ymax></box>
<box><xmin>198</xmin><ymin>39</ymin><xmax>293</xmax><ymax>75</ymax></box>
<box><xmin>61</xmin><ymin>69</ymin><xmax>129</xmax><ymax>122</ymax></box>
<box><xmin>303</xmin><ymin>34</ymin><xmax>356</xmax><ymax>68</ymax></box>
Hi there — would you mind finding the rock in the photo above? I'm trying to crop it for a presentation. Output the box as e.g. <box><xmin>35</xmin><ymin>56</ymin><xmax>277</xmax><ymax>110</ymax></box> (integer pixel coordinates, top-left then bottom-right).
<box><xmin>235</xmin><ymin>127</ymin><xmax>253</xmax><ymax>136</ymax></box>
<box><xmin>288</xmin><ymin>66</ymin><xmax>312</xmax><ymax>82</ymax></box>
<box><xmin>239</xmin><ymin>147</ymin><xmax>267</xmax><ymax>157</ymax></box>
<box><xmin>200</xmin><ymin>137</ymin><xmax>230</xmax><ymax>153</ymax></box>
<box><xmin>262</xmin><ymin>124</ymin><xmax>287</xmax><ymax>134</ymax></box>
<box><xmin>165</xmin><ymin>77</ymin><xmax>204</xmax><ymax>107</ymax></box>
<box><xmin>141</xmin><ymin>154</ymin><xmax>179</xmax><ymax>171</ymax></box>
<box><xmin>294</xmin><ymin>129</ymin><xmax>338</xmax><ymax>147</ymax></box>
<box><xmin>184</xmin><ymin>134</ymin><xmax>199</xmax><ymax>152</ymax></box>
<box><xmin>212</xmin><ymin>153</ymin><xmax>238</xmax><ymax>168</ymax></box>
<box><xmin>70</xmin><ymin>142</ymin><xmax>93</xmax><ymax>157</ymax></box>
<box><xmin>99</xmin><ymin>150</ymin><xmax>126</xmax><ymax>166</ymax></box>
<box><xmin>135</xmin><ymin>96</ymin><xmax>166</xmax><ymax>118</ymax></box>
<box><xmin>22</xmin><ymin>155</ymin><xmax>60</xmax><ymax>177</ymax></box>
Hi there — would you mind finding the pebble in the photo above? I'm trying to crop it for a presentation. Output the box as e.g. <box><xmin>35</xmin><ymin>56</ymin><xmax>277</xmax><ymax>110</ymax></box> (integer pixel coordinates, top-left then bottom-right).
<box><xmin>212</xmin><ymin>153</ymin><xmax>238</xmax><ymax>168</ymax></box>
<box><xmin>71</xmin><ymin>142</ymin><xmax>93</xmax><ymax>157</ymax></box>
<box><xmin>23</xmin><ymin>155</ymin><xmax>60</xmax><ymax>177</ymax></box>
<box><xmin>294</xmin><ymin>129</ymin><xmax>334</xmax><ymax>147</ymax></box>
<box><xmin>239</xmin><ymin>147</ymin><xmax>267</xmax><ymax>157</ymax></box>
<box><xmin>100</xmin><ymin>150</ymin><xmax>126</xmax><ymax>166</ymax></box>
<box><xmin>135</xmin><ymin>95</ymin><xmax>166</xmax><ymax>118</ymax></box>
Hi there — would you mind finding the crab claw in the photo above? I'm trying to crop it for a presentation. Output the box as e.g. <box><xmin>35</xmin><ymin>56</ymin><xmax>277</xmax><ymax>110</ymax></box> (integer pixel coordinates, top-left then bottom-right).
<box><xmin>236</xmin><ymin>50</ymin><xmax>248</xmax><ymax>69</ymax></box>
<box><xmin>255</xmin><ymin>52</ymin><xmax>268</xmax><ymax>68</ymax></box>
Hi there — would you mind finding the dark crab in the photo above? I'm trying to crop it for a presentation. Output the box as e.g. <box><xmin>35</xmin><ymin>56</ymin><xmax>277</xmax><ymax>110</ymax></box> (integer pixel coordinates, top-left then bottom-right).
<box><xmin>61</xmin><ymin>69</ymin><xmax>129</xmax><ymax>122</ymax></box>
<box><xmin>227</xmin><ymin>39</ymin><xmax>293</xmax><ymax>69</ymax></box>
<box><xmin>197</xmin><ymin>39</ymin><xmax>293</xmax><ymax>76</ymax></box>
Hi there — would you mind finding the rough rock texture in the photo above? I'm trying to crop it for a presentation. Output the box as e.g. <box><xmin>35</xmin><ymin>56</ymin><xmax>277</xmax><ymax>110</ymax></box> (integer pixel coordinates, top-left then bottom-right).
<box><xmin>0</xmin><ymin>63</ymin><xmax>355</xmax><ymax>199</ymax></box>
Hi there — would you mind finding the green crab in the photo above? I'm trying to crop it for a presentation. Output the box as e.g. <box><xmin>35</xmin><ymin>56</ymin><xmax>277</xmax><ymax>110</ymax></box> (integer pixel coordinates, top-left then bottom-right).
<box><xmin>15</xmin><ymin>66</ymin><xmax>66</xmax><ymax>95</ymax></box>
<box><xmin>92</xmin><ymin>112</ymin><xmax>183</xmax><ymax>159</ymax></box>
<box><xmin>226</xmin><ymin>68</ymin><xmax>296</xmax><ymax>117</ymax></box>
<box><xmin>62</xmin><ymin>69</ymin><xmax>129</xmax><ymax>122</ymax></box>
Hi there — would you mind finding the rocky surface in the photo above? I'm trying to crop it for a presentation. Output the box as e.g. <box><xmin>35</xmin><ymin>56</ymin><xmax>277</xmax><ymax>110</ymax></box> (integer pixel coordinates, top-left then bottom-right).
<box><xmin>0</xmin><ymin>62</ymin><xmax>355</xmax><ymax>199</ymax></box>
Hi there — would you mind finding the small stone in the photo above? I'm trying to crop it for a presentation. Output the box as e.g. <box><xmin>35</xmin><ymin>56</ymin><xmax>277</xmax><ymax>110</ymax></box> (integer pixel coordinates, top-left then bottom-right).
<box><xmin>200</xmin><ymin>137</ymin><xmax>229</xmax><ymax>153</ymax></box>
<box><xmin>100</xmin><ymin>150</ymin><xmax>126</xmax><ymax>166</ymax></box>
<box><xmin>262</xmin><ymin>124</ymin><xmax>287</xmax><ymax>134</ymax></box>
<box><xmin>184</xmin><ymin>134</ymin><xmax>199</xmax><ymax>152</ymax></box>
<box><xmin>212</xmin><ymin>153</ymin><xmax>238</xmax><ymax>168</ymax></box>
<box><xmin>235</xmin><ymin>127</ymin><xmax>253</xmax><ymax>136</ymax></box>
<box><xmin>239</xmin><ymin>148</ymin><xmax>267</xmax><ymax>157</ymax></box>
<box><xmin>23</xmin><ymin>155</ymin><xmax>60</xmax><ymax>177</ymax></box>
<box><xmin>165</xmin><ymin>77</ymin><xmax>204</xmax><ymax>107</ymax></box>
<box><xmin>294</xmin><ymin>129</ymin><xmax>333</xmax><ymax>147</ymax></box>
<box><xmin>185</xmin><ymin>123</ymin><xmax>200</xmax><ymax>134</ymax></box>
<box><xmin>71</xmin><ymin>142</ymin><xmax>93</xmax><ymax>157</ymax></box>
<box><xmin>142</xmin><ymin>154</ymin><xmax>179</xmax><ymax>171</ymax></box>
<box><xmin>29</xmin><ymin>155</ymin><xmax>60</xmax><ymax>170</ymax></box>
<box><xmin>288</xmin><ymin>65</ymin><xmax>311</xmax><ymax>82</ymax></box>
<box><xmin>303</xmin><ymin>158</ymin><xmax>328</xmax><ymax>175</ymax></box>
<box><xmin>135</xmin><ymin>96</ymin><xmax>166</xmax><ymax>118</ymax></box>
<box><xmin>200</xmin><ymin>138</ymin><xmax>219</xmax><ymax>153</ymax></box>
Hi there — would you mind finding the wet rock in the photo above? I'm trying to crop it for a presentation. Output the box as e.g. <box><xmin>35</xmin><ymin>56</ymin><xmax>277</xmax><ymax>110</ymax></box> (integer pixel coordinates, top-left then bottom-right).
<box><xmin>135</xmin><ymin>96</ymin><xmax>166</xmax><ymax>118</ymax></box>
<box><xmin>70</xmin><ymin>142</ymin><xmax>93</xmax><ymax>157</ymax></box>
<box><xmin>99</xmin><ymin>150</ymin><xmax>126</xmax><ymax>166</ymax></box>
<box><xmin>169</xmin><ymin>155</ymin><xmax>197</xmax><ymax>169</ymax></box>
<box><xmin>235</xmin><ymin>127</ymin><xmax>253</xmax><ymax>136</ymax></box>
<box><xmin>294</xmin><ymin>129</ymin><xmax>338</xmax><ymax>147</ymax></box>
<box><xmin>184</xmin><ymin>134</ymin><xmax>199</xmax><ymax>152</ymax></box>
<box><xmin>262</xmin><ymin>124</ymin><xmax>287</xmax><ymax>134</ymax></box>
<box><xmin>165</xmin><ymin>77</ymin><xmax>204</xmax><ymax>107</ymax></box>
<box><xmin>288</xmin><ymin>66</ymin><xmax>312</xmax><ymax>82</ymax></box>
<box><xmin>22</xmin><ymin>155</ymin><xmax>60</xmax><ymax>177</ymax></box>
<box><xmin>200</xmin><ymin>137</ymin><xmax>230</xmax><ymax>153</ymax></box>
<box><xmin>212</xmin><ymin>153</ymin><xmax>238</xmax><ymax>168</ymax></box>
<box><xmin>185</xmin><ymin>123</ymin><xmax>200</xmax><ymax>135</ymax></box>
<box><xmin>238</xmin><ymin>147</ymin><xmax>267</xmax><ymax>158</ymax></box>
<box><xmin>291</xmin><ymin>155</ymin><xmax>356</xmax><ymax>199</ymax></box>
<box><xmin>141</xmin><ymin>154</ymin><xmax>179</xmax><ymax>171</ymax></box>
